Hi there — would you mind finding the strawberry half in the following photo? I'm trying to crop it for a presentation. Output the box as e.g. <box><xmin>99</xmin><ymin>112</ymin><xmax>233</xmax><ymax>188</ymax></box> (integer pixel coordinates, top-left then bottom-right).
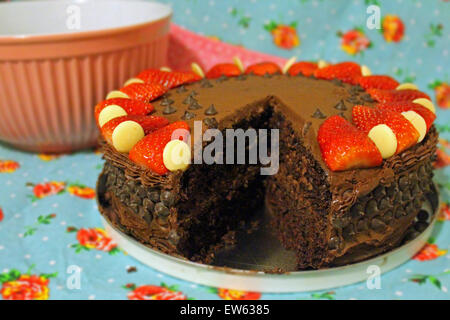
<box><xmin>136</xmin><ymin>69</ymin><xmax>201</xmax><ymax>88</ymax></box>
<box><xmin>244</xmin><ymin>62</ymin><xmax>282</xmax><ymax>76</ymax></box>
<box><xmin>206</xmin><ymin>63</ymin><xmax>241</xmax><ymax>79</ymax></box>
<box><xmin>318</xmin><ymin>115</ymin><xmax>382</xmax><ymax>171</ymax></box>
<box><xmin>129</xmin><ymin>121</ymin><xmax>190</xmax><ymax>175</ymax></box>
<box><xmin>287</xmin><ymin>61</ymin><xmax>318</xmax><ymax>76</ymax></box>
<box><xmin>358</xmin><ymin>75</ymin><xmax>399</xmax><ymax>90</ymax></box>
<box><xmin>94</xmin><ymin>98</ymin><xmax>154</xmax><ymax>125</ymax></box>
<box><xmin>377</xmin><ymin>101</ymin><xmax>436</xmax><ymax>130</ymax></box>
<box><xmin>314</xmin><ymin>62</ymin><xmax>362</xmax><ymax>85</ymax></box>
<box><xmin>120</xmin><ymin>83</ymin><xmax>167</xmax><ymax>102</ymax></box>
<box><xmin>101</xmin><ymin>115</ymin><xmax>169</xmax><ymax>145</ymax></box>
<box><xmin>352</xmin><ymin>105</ymin><xmax>419</xmax><ymax>154</ymax></box>
<box><xmin>367</xmin><ymin>88</ymin><xmax>431</xmax><ymax>103</ymax></box>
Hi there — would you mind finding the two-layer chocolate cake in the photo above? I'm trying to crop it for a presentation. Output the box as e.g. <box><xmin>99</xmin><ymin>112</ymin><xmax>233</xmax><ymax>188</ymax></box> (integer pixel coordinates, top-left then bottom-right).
<box><xmin>95</xmin><ymin>61</ymin><xmax>438</xmax><ymax>269</ymax></box>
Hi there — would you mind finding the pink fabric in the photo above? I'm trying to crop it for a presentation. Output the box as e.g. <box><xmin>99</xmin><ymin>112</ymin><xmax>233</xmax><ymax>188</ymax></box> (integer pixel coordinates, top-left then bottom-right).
<box><xmin>168</xmin><ymin>24</ymin><xmax>287</xmax><ymax>72</ymax></box>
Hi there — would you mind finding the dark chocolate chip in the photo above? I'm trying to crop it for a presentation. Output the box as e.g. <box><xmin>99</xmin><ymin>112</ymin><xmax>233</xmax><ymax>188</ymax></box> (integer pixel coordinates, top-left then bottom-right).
<box><xmin>203</xmin><ymin>117</ymin><xmax>218</xmax><ymax>128</ymax></box>
<box><xmin>328</xmin><ymin>236</ymin><xmax>340</xmax><ymax>250</ymax></box>
<box><xmin>413</xmin><ymin>198</ymin><xmax>422</xmax><ymax>209</ymax></box>
<box><xmin>378</xmin><ymin>198</ymin><xmax>390</xmax><ymax>211</ymax></box>
<box><xmin>176</xmin><ymin>85</ymin><xmax>187</xmax><ymax>93</ymax></box>
<box><xmin>160</xmin><ymin>190</ymin><xmax>176</xmax><ymax>207</ymax></box>
<box><xmin>237</xmin><ymin>74</ymin><xmax>247</xmax><ymax>81</ymax></box>
<box><xmin>417</xmin><ymin>210</ymin><xmax>429</xmax><ymax>221</ymax></box>
<box><xmin>154</xmin><ymin>202</ymin><xmax>170</xmax><ymax>217</ymax></box>
<box><xmin>414</xmin><ymin>221</ymin><xmax>429</xmax><ymax>232</ymax></box>
<box><xmin>188</xmin><ymin>102</ymin><xmax>202</xmax><ymax>110</ymax></box>
<box><xmin>332</xmin><ymin>216</ymin><xmax>350</xmax><ymax>229</ymax></box>
<box><xmin>334</xmin><ymin>100</ymin><xmax>347</xmax><ymax>111</ymax></box>
<box><xmin>149</xmin><ymin>190</ymin><xmax>160</xmax><ymax>203</ymax></box>
<box><xmin>168</xmin><ymin>230</ymin><xmax>180</xmax><ymax>246</ymax></box>
<box><xmin>190</xmin><ymin>90</ymin><xmax>198</xmax><ymax>96</ymax></box>
<box><xmin>356</xmin><ymin>219</ymin><xmax>368</xmax><ymax>232</ymax></box>
<box><xmin>216</xmin><ymin>75</ymin><xmax>229</xmax><ymax>83</ymax></box>
<box><xmin>383</xmin><ymin>211</ymin><xmax>393</xmax><ymax>223</ymax></box>
<box><xmin>183</xmin><ymin>95</ymin><xmax>195</xmax><ymax>105</ymax></box>
<box><xmin>351</xmin><ymin>203</ymin><xmax>365</xmax><ymax>218</ymax></box>
<box><xmin>338</xmin><ymin>112</ymin><xmax>347</xmax><ymax>119</ymax></box>
<box><xmin>370</xmin><ymin>217</ymin><xmax>386</xmax><ymax>232</ymax></box>
<box><xmin>374</xmin><ymin>186</ymin><xmax>386</xmax><ymax>198</ymax></box>
<box><xmin>362</xmin><ymin>94</ymin><xmax>374</xmax><ymax>102</ymax></box>
<box><xmin>386</xmin><ymin>185</ymin><xmax>397</xmax><ymax>197</ymax></box>
<box><xmin>201</xmin><ymin>79</ymin><xmax>213</xmax><ymax>88</ymax></box>
<box><xmin>162</xmin><ymin>105</ymin><xmax>177</xmax><ymax>115</ymax></box>
<box><xmin>402</xmin><ymin>189</ymin><xmax>412</xmax><ymax>202</ymax></box>
<box><xmin>205</xmin><ymin>104</ymin><xmax>218</xmax><ymax>115</ymax></box>
<box><xmin>365</xmin><ymin>199</ymin><xmax>378</xmax><ymax>216</ymax></box>
<box><xmin>398</xmin><ymin>176</ymin><xmax>408</xmax><ymax>191</ymax></box>
<box><xmin>160</xmin><ymin>98</ymin><xmax>174</xmax><ymax>106</ymax></box>
<box><xmin>331</xmin><ymin>79</ymin><xmax>344</xmax><ymax>86</ymax></box>
<box><xmin>143</xmin><ymin>198</ymin><xmax>154</xmax><ymax>211</ymax></box>
<box><xmin>181</xmin><ymin>111</ymin><xmax>196</xmax><ymax>120</ymax></box>
<box><xmin>394</xmin><ymin>207</ymin><xmax>404</xmax><ymax>218</ymax></box>
<box><xmin>129</xmin><ymin>203</ymin><xmax>139</xmax><ymax>214</ymax></box>
<box><xmin>343</xmin><ymin>224</ymin><xmax>355</xmax><ymax>240</ymax></box>
<box><xmin>403</xmin><ymin>230</ymin><xmax>420</xmax><ymax>242</ymax></box>
<box><xmin>263</xmin><ymin>73</ymin><xmax>273</xmax><ymax>78</ymax></box>
<box><xmin>311</xmin><ymin>108</ymin><xmax>326</xmax><ymax>119</ymax></box>
<box><xmin>302</xmin><ymin>122</ymin><xmax>312</xmax><ymax>136</ymax></box>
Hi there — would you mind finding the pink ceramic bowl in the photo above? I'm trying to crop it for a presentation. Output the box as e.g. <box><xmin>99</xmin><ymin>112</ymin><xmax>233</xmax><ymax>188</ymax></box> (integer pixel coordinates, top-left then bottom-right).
<box><xmin>0</xmin><ymin>0</ymin><xmax>172</xmax><ymax>153</ymax></box>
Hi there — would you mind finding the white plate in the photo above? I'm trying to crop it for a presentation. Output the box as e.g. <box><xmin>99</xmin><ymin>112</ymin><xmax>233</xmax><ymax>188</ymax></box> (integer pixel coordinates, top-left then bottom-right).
<box><xmin>102</xmin><ymin>199</ymin><xmax>438</xmax><ymax>293</ymax></box>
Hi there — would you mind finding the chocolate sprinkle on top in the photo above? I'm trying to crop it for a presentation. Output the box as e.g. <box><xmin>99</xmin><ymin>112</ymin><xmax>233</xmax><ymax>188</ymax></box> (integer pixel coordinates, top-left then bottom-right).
<box><xmin>181</xmin><ymin>111</ymin><xmax>196</xmax><ymax>120</ymax></box>
<box><xmin>263</xmin><ymin>73</ymin><xmax>273</xmax><ymax>78</ymax></box>
<box><xmin>331</xmin><ymin>79</ymin><xmax>344</xmax><ymax>86</ymax></box>
<box><xmin>311</xmin><ymin>108</ymin><xmax>327</xmax><ymax>119</ymax></box>
<box><xmin>190</xmin><ymin>90</ymin><xmax>198</xmax><ymax>96</ymax></box>
<box><xmin>205</xmin><ymin>104</ymin><xmax>218</xmax><ymax>115</ymax></box>
<box><xmin>183</xmin><ymin>95</ymin><xmax>196</xmax><ymax>105</ymax></box>
<box><xmin>334</xmin><ymin>100</ymin><xmax>347</xmax><ymax>111</ymax></box>
<box><xmin>188</xmin><ymin>101</ymin><xmax>202</xmax><ymax>110</ymax></box>
<box><xmin>160</xmin><ymin>98</ymin><xmax>174</xmax><ymax>106</ymax></box>
<box><xmin>216</xmin><ymin>75</ymin><xmax>229</xmax><ymax>83</ymax></box>
<box><xmin>200</xmin><ymin>79</ymin><xmax>213</xmax><ymax>88</ymax></box>
<box><xmin>176</xmin><ymin>85</ymin><xmax>187</xmax><ymax>93</ymax></box>
<box><xmin>203</xmin><ymin>117</ymin><xmax>218</xmax><ymax>128</ymax></box>
<box><xmin>237</xmin><ymin>74</ymin><xmax>247</xmax><ymax>81</ymax></box>
<box><xmin>162</xmin><ymin>105</ymin><xmax>177</xmax><ymax>115</ymax></box>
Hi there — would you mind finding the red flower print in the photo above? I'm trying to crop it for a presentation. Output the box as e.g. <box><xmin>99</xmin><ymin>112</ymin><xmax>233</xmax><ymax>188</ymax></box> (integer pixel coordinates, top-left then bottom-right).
<box><xmin>76</xmin><ymin>228</ymin><xmax>117</xmax><ymax>252</ymax></box>
<box><xmin>0</xmin><ymin>160</ymin><xmax>20</xmax><ymax>173</ymax></box>
<box><xmin>338</xmin><ymin>29</ymin><xmax>371</xmax><ymax>55</ymax></box>
<box><xmin>434</xmin><ymin>148</ymin><xmax>450</xmax><ymax>169</ymax></box>
<box><xmin>67</xmin><ymin>184</ymin><xmax>96</xmax><ymax>199</ymax></box>
<box><xmin>0</xmin><ymin>207</ymin><xmax>3</xmax><ymax>222</ymax></box>
<box><xmin>217</xmin><ymin>288</ymin><xmax>261</xmax><ymax>300</ymax></box>
<box><xmin>264</xmin><ymin>21</ymin><xmax>300</xmax><ymax>50</ymax></box>
<box><xmin>413</xmin><ymin>243</ymin><xmax>447</xmax><ymax>261</ymax></box>
<box><xmin>429</xmin><ymin>81</ymin><xmax>450</xmax><ymax>109</ymax></box>
<box><xmin>382</xmin><ymin>15</ymin><xmax>405</xmax><ymax>42</ymax></box>
<box><xmin>127</xmin><ymin>284</ymin><xmax>187</xmax><ymax>300</ymax></box>
<box><xmin>28</xmin><ymin>181</ymin><xmax>65</xmax><ymax>200</ymax></box>
<box><xmin>438</xmin><ymin>203</ymin><xmax>450</xmax><ymax>221</ymax></box>
<box><xmin>37</xmin><ymin>154</ymin><xmax>60</xmax><ymax>161</ymax></box>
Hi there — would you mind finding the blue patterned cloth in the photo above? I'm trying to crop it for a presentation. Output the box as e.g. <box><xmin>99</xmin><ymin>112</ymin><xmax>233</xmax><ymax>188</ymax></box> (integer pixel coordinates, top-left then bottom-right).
<box><xmin>0</xmin><ymin>0</ymin><xmax>449</xmax><ymax>300</ymax></box>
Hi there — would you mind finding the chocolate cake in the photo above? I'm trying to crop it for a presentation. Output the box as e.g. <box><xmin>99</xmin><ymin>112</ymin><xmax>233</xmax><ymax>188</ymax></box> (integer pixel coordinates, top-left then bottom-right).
<box><xmin>96</xmin><ymin>64</ymin><xmax>438</xmax><ymax>270</ymax></box>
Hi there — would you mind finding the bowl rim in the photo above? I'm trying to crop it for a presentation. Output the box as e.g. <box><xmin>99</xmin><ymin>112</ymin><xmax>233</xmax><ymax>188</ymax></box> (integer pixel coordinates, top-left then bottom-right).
<box><xmin>0</xmin><ymin>0</ymin><xmax>173</xmax><ymax>44</ymax></box>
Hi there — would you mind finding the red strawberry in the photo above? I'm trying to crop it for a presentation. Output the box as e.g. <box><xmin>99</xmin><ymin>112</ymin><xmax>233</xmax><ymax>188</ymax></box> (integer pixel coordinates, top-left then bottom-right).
<box><xmin>367</xmin><ymin>88</ymin><xmax>431</xmax><ymax>103</ymax></box>
<box><xmin>101</xmin><ymin>115</ymin><xmax>169</xmax><ymax>145</ymax></box>
<box><xmin>377</xmin><ymin>101</ymin><xmax>436</xmax><ymax>130</ymax></box>
<box><xmin>314</xmin><ymin>62</ymin><xmax>362</xmax><ymax>85</ymax></box>
<box><xmin>288</xmin><ymin>61</ymin><xmax>318</xmax><ymax>76</ymax></box>
<box><xmin>244</xmin><ymin>62</ymin><xmax>282</xmax><ymax>76</ymax></box>
<box><xmin>317</xmin><ymin>115</ymin><xmax>382</xmax><ymax>171</ymax></box>
<box><xmin>129</xmin><ymin>121</ymin><xmax>190</xmax><ymax>175</ymax></box>
<box><xmin>136</xmin><ymin>69</ymin><xmax>201</xmax><ymax>88</ymax></box>
<box><xmin>94</xmin><ymin>98</ymin><xmax>154</xmax><ymax>124</ymax></box>
<box><xmin>358</xmin><ymin>75</ymin><xmax>399</xmax><ymax>90</ymax></box>
<box><xmin>206</xmin><ymin>63</ymin><xmax>241</xmax><ymax>79</ymax></box>
<box><xmin>120</xmin><ymin>83</ymin><xmax>167</xmax><ymax>102</ymax></box>
<box><xmin>352</xmin><ymin>105</ymin><xmax>419</xmax><ymax>154</ymax></box>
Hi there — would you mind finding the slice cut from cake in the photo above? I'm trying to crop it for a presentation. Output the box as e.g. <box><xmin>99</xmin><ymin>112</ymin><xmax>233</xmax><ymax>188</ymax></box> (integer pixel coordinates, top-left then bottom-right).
<box><xmin>95</xmin><ymin>61</ymin><xmax>438</xmax><ymax>269</ymax></box>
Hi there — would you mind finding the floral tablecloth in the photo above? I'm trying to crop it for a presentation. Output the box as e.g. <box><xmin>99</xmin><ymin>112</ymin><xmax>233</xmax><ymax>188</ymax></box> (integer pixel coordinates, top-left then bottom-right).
<box><xmin>0</xmin><ymin>0</ymin><xmax>449</xmax><ymax>300</ymax></box>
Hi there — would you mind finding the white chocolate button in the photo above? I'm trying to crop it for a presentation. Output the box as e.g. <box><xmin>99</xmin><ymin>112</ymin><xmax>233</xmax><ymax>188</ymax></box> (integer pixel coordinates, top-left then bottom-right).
<box><xmin>401</xmin><ymin>111</ymin><xmax>426</xmax><ymax>142</ymax></box>
<box><xmin>368</xmin><ymin>124</ymin><xmax>398</xmax><ymax>159</ymax></box>
<box><xmin>317</xmin><ymin>60</ymin><xmax>328</xmax><ymax>69</ymax></box>
<box><xmin>361</xmin><ymin>65</ymin><xmax>372</xmax><ymax>76</ymax></box>
<box><xmin>191</xmin><ymin>62</ymin><xmax>205</xmax><ymax>78</ymax></box>
<box><xmin>233</xmin><ymin>56</ymin><xmax>244</xmax><ymax>73</ymax></box>
<box><xmin>106</xmin><ymin>90</ymin><xmax>129</xmax><ymax>100</ymax></box>
<box><xmin>160</xmin><ymin>66</ymin><xmax>172</xmax><ymax>72</ymax></box>
<box><xmin>111</xmin><ymin>121</ymin><xmax>144</xmax><ymax>153</ymax></box>
<box><xmin>396</xmin><ymin>83</ymin><xmax>419</xmax><ymax>91</ymax></box>
<box><xmin>282</xmin><ymin>56</ymin><xmax>297</xmax><ymax>74</ymax></box>
<box><xmin>163</xmin><ymin>140</ymin><xmax>191</xmax><ymax>172</ymax></box>
<box><xmin>413</xmin><ymin>98</ymin><xmax>435</xmax><ymax>114</ymax></box>
<box><xmin>98</xmin><ymin>105</ymin><xmax>127</xmax><ymax>127</ymax></box>
<box><xmin>123</xmin><ymin>78</ymin><xmax>144</xmax><ymax>87</ymax></box>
